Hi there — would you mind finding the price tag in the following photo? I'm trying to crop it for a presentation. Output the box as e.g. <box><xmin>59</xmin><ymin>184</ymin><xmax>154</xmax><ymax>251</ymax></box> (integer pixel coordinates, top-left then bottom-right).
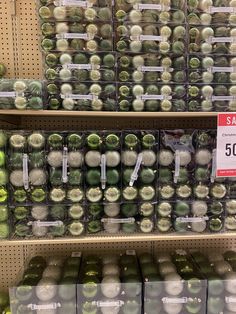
<box><xmin>216</xmin><ymin>113</ymin><xmax>236</xmax><ymax>177</ymax></box>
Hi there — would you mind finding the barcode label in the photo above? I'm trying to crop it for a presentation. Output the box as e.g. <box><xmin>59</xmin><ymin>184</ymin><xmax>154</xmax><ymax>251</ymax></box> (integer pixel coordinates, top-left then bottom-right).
<box><xmin>207</xmin><ymin>6</ymin><xmax>236</xmax><ymax>13</ymax></box>
<box><xmin>208</xmin><ymin>66</ymin><xmax>236</xmax><ymax>73</ymax></box>
<box><xmin>92</xmin><ymin>301</ymin><xmax>124</xmax><ymax>307</ymax></box>
<box><xmin>102</xmin><ymin>218</ymin><xmax>135</xmax><ymax>223</ymax></box>
<box><xmin>0</xmin><ymin>91</ymin><xmax>17</xmax><ymax>98</ymax></box>
<box><xmin>162</xmin><ymin>297</ymin><xmax>187</xmax><ymax>304</ymax></box>
<box><xmin>134</xmin><ymin>3</ymin><xmax>162</xmax><ymax>10</ymax></box>
<box><xmin>206</xmin><ymin>36</ymin><xmax>236</xmax><ymax>43</ymax></box>
<box><xmin>130</xmin><ymin>35</ymin><xmax>166</xmax><ymax>41</ymax></box>
<box><xmin>61</xmin><ymin>93</ymin><xmax>98</xmax><ymax>100</ymax></box>
<box><xmin>54</xmin><ymin>0</ymin><xmax>92</xmax><ymax>7</ymax></box>
<box><xmin>137</xmin><ymin>94</ymin><xmax>172</xmax><ymax>100</ymax></box>
<box><xmin>63</xmin><ymin>63</ymin><xmax>100</xmax><ymax>70</ymax></box>
<box><xmin>56</xmin><ymin>33</ymin><xmax>93</xmax><ymax>40</ymax></box>
<box><xmin>176</xmin><ymin>217</ymin><xmax>209</xmax><ymax>222</ymax></box>
<box><xmin>28</xmin><ymin>303</ymin><xmax>61</xmax><ymax>310</ymax></box>
<box><xmin>211</xmin><ymin>96</ymin><xmax>236</xmax><ymax>101</ymax></box>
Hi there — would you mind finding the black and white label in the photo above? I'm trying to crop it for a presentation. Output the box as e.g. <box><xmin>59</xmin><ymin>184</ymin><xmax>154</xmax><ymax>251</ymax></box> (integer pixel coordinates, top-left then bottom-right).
<box><xmin>207</xmin><ymin>6</ymin><xmax>236</xmax><ymax>13</ymax></box>
<box><xmin>208</xmin><ymin>66</ymin><xmax>236</xmax><ymax>73</ymax></box>
<box><xmin>206</xmin><ymin>36</ymin><xmax>236</xmax><ymax>43</ymax></box>
<box><xmin>54</xmin><ymin>0</ymin><xmax>92</xmax><ymax>7</ymax></box>
<box><xmin>28</xmin><ymin>303</ymin><xmax>61</xmax><ymax>310</ymax></box>
<box><xmin>92</xmin><ymin>301</ymin><xmax>124</xmax><ymax>307</ymax></box>
<box><xmin>28</xmin><ymin>221</ymin><xmax>63</xmax><ymax>227</ymax></box>
<box><xmin>176</xmin><ymin>217</ymin><xmax>209</xmax><ymax>223</ymax></box>
<box><xmin>137</xmin><ymin>94</ymin><xmax>172</xmax><ymax>101</ymax></box>
<box><xmin>162</xmin><ymin>297</ymin><xmax>187</xmax><ymax>304</ymax></box>
<box><xmin>63</xmin><ymin>63</ymin><xmax>100</xmax><ymax>70</ymax></box>
<box><xmin>139</xmin><ymin>66</ymin><xmax>172</xmax><ymax>72</ymax></box>
<box><xmin>226</xmin><ymin>296</ymin><xmax>236</xmax><ymax>303</ymax></box>
<box><xmin>130</xmin><ymin>35</ymin><xmax>166</xmax><ymax>41</ymax></box>
<box><xmin>56</xmin><ymin>33</ymin><xmax>93</xmax><ymax>40</ymax></box>
<box><xmin>61</xmin><ymin>93</ymin><xmax>98</xmax><ymax>100</ymax></box>
<box><xmin>0</xmin><ymin>91</ymin><xmax>17</xmax><ymax>98</ymax></box>
<box><xmin>101</xmin><ymin>218</ymin><xmax>135</xmax><ymax>224</ymax></box>
<box><xmin>133</xmin><ymin>3</ymin><xmax>163</xmax><ymax>10</ymax></box>
<box><xmin>211</xmin><ymin>96</ymin><xmax>236</xmax><ymax>101</ymax></box>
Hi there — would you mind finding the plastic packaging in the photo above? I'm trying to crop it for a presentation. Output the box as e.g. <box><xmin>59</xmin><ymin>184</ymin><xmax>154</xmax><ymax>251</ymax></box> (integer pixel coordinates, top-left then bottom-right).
<box><xmin>44</xmin><ymin>52</ymin><xmax>116</xmax><ymax>82</ymax></box>
<box><xmin>84</xmin><ymin>131</ymin><xmax>122</xmax><ymax>204</ymax></box>
<box><xmin>188</xmin><ymin>84</ymin><xmax>236</xmax><ymax>112</ymax></box>
<box><xmin>39</xmin><ymin>0</ymin><xmax>113</xmax><ymax>23</ymax></box>
<box><xmin>9</xmin><ymin>131</ymin><xmax>48</xmax><ymax>205</ymax></box>
<box><xmin>77</xmin><ymin>251</ymin><xmax>142</xmax><ymax>314</ymax></box>
<box><xmin>116</xmin><ymin>23</ymin><xmax>186</xmax><ymax>54</ymax></box>
<box><xmin>115</xmin><ymin>0</ymin><xmax>186</xmax><ymax>23</ymax></box>
<box><xmin>9</xmin><ymin>253</ymin><xmax>82</xmax><ymax>314</ymax></box>
<box><xmin>189</xmin><ymin>26</ymin><xmax>236</xmax><ymax>55</ymax></box>
<box><xmin>41</xmin><ymin>21</ymin><xmax>114</xmax><ymax>53</ymax></box>
<box><xmin>158</xmin><ymin>129</ymin><xmax>195</xmax><ymax>201</ymax></box>
<box><xmin>47</xmin><ymin>132</ymin><xmax>85</xmax><ymax>204</ymax></box>
<box><xmin>0</xmin><ymin>80</ymin><xmax>44</xmax><ymax>110</ymax></box>
<box><xmin>187</xmin><ymin>0</ymin><xmax>236</xmax><ymax>25</ymax></box>
<box><xmin>141</xmin><ymin>250</ymin><xmax>207</xmax><ymax>314</ymax></box>
<box><xmin>46</xmin><ymin>81</ymin><xmax>117</xmax><ymax>110</ymax></box>
<box><xmin>118</xmin><ymin>83</ymin><xmax>187</xmax><ymax>112</ymax></box>
<box><xmin>191</xmin><ymin>249</ymin><xmax>236</xmax><ymax>314</ymax></box>
<box><xmin>188</xmin><ymin>55</ymin><xmax>236</xmax><ymax>84</ymax></box>
<box><xmin>117</xmin><ymin>53</ymin><xmax>186</xmax><ymax>84</ymax></box>
<box><xmin>122</xmin><ymin>131</ymin><xmax>158</xmax><ymax>203</ymax></box>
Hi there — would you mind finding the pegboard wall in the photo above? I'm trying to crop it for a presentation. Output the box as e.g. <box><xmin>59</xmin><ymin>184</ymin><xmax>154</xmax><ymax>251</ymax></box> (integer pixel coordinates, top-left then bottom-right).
<box><xmin>0</xmin><ymin>0</ymin><xmax>43</xmax><ymax>79</ymax></box>
<box><xmin>0</xmin><ymin>0</ymin><xmax>17</xmax><ymax>78</ymax></box>
<box><xmin>17</xmin><ymin>116</ymin><xmax>217</xmax><ymax>131</ymax></box>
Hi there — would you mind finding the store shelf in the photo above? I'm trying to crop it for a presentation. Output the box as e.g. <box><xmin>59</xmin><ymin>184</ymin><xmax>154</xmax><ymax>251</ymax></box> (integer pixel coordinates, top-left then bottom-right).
<box><xmin>1</xmin><ymin>232</ymin><xmax>235</xmax><ymax>246</ymax></box>
<box><xmin>0</xmin><ymin>110</ymin><xmax>219</xmax><ymax>118</ymax></box>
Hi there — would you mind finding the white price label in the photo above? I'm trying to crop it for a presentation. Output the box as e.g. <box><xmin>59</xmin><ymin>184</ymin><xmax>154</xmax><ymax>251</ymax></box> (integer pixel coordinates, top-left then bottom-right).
<box><xmin>162</xmin><ymin>297</ymin><xmax>187</xmax><ymax>304</ymax></box>
<box><xmin>130</xmin><ymin>35</ymin><xmax>166</xmax><ymax>41</ymax></box>
<box><xmin>138</xmin><ymin>66</ymin><xmax>173</xmax><ymax>72</ymax></box>
<box><xmin>133</xmin><ymin>3</ymin><xmax>162</xmax><ymax>10</ymax></box>
<box><xmin>0</xmin><ymin>91</ymin><xmax>17</xmax><ymax>98</ymax></box>
<box><xmin>54</xmin><ymin>0</ymin><xmax>93</xmax><ymax>7</ymax></box>
<box><xmin>226</xmin><ymin>296</ymin><xmax>236</xmax><ymax>303</ymax></box>
<box><xmin>208</xmin><ymin>66</ymin><xmax>236</xmax><ymax>73</ymax></box>
<box><xmin>28</xmin><ymin>221</ymin><xmax>63</xmax><ymax>227</ymax></box>
<box><xmin>56</xmin><ymin>33</ymin><xmax>93</xmax><ymax>40</ymax></box>
<box><xmin>92</xmin><ymin>301</ymin><xmax>124</xmax><ymax>307</ymax></box>
<box><xmin>206</xmin><ymin>36</ymin><xmax>236</xmax><ymax>43</ymax></box>
<box><xmin>207</xmin><ymin>6</ymin><xmax>236</xmax><ymax>13</ymax></box>
<box><xmin>61</xmin><ymin>93</ymin><xmax>98</xmax><ymax>100</ymax></box>
<box><xmin>63</xmin><ymin>63</ymin><xmax>100</xmax><ymax>70</ymax></box>
<box><xmin>101</xmin><ymin>218</ymin><xmax>135</xmax><ymax>224</ymax></box>
<box><xmin>216</xmin><ymin>113</ymin><xmax>236</xmax><ymax>177</ymax></box>
<box><xmin>176</xmin><ymin>217</ymin><xmax>209</xmax><ymax>223</ymax></box>
<box><xmin>137</xmin><ymin>94</ymin><xmax>172</xmax><ymax>101</ymax></box>
<box><xmin>28</xmin><ymin>303</ymin><xmax>61</xmax><ymax>310</ymax></box>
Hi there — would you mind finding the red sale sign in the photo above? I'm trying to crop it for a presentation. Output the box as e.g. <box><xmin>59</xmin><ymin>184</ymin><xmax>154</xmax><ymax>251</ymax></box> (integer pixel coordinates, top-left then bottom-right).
<box><xmin>216</xmin><ymin>113</ymin><xmax>236</xmax><ymax>177</ymax></box>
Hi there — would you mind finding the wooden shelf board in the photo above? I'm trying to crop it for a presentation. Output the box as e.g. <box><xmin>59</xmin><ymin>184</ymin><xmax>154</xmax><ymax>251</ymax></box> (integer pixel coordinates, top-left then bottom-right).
<box><xmin>1</xmin><ymin>232</ymin><xmax>235</xmax><ymax>246</ymax></box>
<box><xmin>0</xmin><ymin>110</ymin><xmax>219</xmax><ymax>118</ymax></box>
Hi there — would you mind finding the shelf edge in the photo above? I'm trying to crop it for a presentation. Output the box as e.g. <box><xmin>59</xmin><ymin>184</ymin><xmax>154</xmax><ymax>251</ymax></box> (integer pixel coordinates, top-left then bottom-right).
<box><xmin>0</xmin><ymin>233</ymin><xmax>234</xmax><ymax>246</ymax></box>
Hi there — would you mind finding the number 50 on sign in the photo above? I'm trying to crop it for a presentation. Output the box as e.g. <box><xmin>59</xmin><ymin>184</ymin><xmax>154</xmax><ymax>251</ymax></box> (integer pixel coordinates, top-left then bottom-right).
<box><xmin>216</xmin><ymin>113</ymin><xmax>236</xmax><ymax>177</ymax></box>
